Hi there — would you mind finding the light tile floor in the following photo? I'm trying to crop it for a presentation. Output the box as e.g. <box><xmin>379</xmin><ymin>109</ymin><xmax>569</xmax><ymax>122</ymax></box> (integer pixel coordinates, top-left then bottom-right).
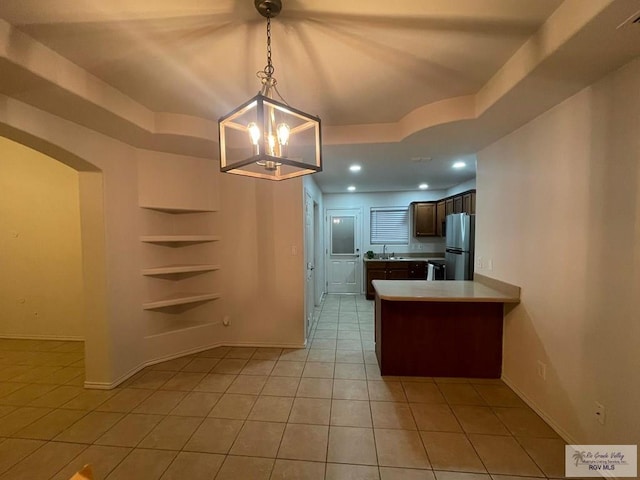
<box><xmin>0</xmin><ymin>294</ymin><xmax>567</xmax><ymax>479</ymax></box>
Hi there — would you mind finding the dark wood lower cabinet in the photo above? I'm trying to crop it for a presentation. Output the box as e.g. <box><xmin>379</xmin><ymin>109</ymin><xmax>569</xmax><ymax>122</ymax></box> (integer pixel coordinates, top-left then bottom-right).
<box><xmin>408</xmin><ymin>262</ymin><xmax>426</xmax><ymax>279</ymax></box>
<box><xmin>365</xmin><ymin>266</ymin><xmax>386</xmax><ymax>299</ymax></box>
<box><xmin>375</xmin><ymin>296</ymin><xmax>504</xmax><ymax>378</ymax></box>
<box><xmin>386</xmin><ymin>268</ymin><xmax>409</xmax><ymax>280</ymax></box>
<box><xmin>365</xmin><ymin>261</ymin><xmax>428</xmax><ymax>299</ymax></box>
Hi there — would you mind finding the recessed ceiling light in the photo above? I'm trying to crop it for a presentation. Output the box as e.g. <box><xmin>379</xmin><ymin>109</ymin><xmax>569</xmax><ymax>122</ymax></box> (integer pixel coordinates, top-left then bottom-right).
<box><xmin>452</xmin><ymin>161</ymin><xmax>466</xmax><ymax>169</ymax></box>
<box><xmin>347</xmin><ymin>185</ymin><xmax>356</xmax><ymax>192</ymax></box>
<box><xmin>349</xmin><ymin>164</ymin><xmax>361</xmax><ymax>172</ymax></box>
<box><xmin>419</xmin><ymin>183</ymin><xmax>429</xmax><ymax>190</ymax></box>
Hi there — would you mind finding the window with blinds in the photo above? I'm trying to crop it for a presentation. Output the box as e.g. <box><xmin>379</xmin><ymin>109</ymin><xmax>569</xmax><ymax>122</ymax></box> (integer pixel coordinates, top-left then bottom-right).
<box><xmin>370</xmin><ymin>207</ymin><xmax>409</xmax><ymax>245</ymax></box>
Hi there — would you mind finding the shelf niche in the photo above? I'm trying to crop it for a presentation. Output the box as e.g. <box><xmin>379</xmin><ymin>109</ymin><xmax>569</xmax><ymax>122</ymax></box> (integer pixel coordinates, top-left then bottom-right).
<box><xmin>141</xmin><ymin>206</ymin><xmax>218</xmax><ymax>214</ymax></box>
<box><xmin>140</xmin><ymin>235</ymin><xmax>220</xmax><ymax>244</ymax></box>
<box><xmin>139</xmin><ymin>205</ymin><xmax>221</xmax><ymax>318</ymax></box>
<box><xmin>142</xmin><ymin>264</ymin><xmax>221</xmax><ymax>276</ymax></box>
<box><xmin>142</xmin><ymin>292</ymin><xmax>221</xmax><ymax>310</ymax></box>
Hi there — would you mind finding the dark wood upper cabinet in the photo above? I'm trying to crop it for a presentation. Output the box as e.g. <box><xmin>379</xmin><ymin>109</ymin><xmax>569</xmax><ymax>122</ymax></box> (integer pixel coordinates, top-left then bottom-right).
<box><xmin>445</xmin><ymin>198</ymin><xmax>454</xmax><ymax>216</ymax></box>
<box><xmin>413</xmin><ymin>202</ymin><xmax>437</xmax><ymax>237</ymax></box>
<box><xmin>453</xmin><ymin>196</ymin><xmax>463</xmax><ymax>213</ymax></box>
<box><xmin>436</xmin><ymin>201</ymin><xmax>446</xmax><ymax>237</ymax></box>
<box><xmin>408</xmin><ymin>190</ymin><xmax>475</xmax><ymax>239</ymax></box>
<box><xmin>462</xmin><ymin>192</ymin><xmax>476</xmax><ymax>214</ymax></box>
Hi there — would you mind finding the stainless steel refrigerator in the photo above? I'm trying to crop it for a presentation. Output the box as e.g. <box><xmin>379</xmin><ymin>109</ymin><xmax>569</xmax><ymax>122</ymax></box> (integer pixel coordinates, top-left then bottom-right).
<box><xmin>445</xmin><ymin>213</ymin><xmax>475</xmax><ymax>280</ymax></box>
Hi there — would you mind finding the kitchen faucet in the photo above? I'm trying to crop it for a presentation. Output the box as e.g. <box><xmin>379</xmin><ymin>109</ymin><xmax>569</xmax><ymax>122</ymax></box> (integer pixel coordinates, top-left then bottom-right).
<box><xmin>382</xmin><ymin>245</ymin><xmax>387</xmax><ymax>259</ymax></box>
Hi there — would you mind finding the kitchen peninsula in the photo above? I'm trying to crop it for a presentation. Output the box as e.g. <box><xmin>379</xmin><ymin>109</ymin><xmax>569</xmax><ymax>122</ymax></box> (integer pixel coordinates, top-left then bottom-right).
<box><xmin>372</xmin><ymin>274</ymin><xmax>520</xmax><ymax>378</ymax></box>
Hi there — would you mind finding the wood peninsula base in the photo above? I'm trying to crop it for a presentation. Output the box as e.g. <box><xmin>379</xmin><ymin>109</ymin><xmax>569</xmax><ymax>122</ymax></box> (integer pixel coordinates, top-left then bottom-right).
<box><xmin>375</xmin><ymin>297</ymin><xmax>503</xmax><ymax>377</ymax></box>
<box><xmin>372</xmin><ymin>277</ymin><xmax>520</xmax><ymax>378</ymax></box>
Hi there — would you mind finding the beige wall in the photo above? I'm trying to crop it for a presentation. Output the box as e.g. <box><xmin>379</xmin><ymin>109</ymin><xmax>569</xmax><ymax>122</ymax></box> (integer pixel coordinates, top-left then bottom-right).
<box><xmin>476</xmin><ymin>58</ymin><xmax>640</xmax><ymax>444</ymax></box>
<box><xmin>219</xmin><ymin>174</ymin><xmax>306</xmax><ymax>347</ymax></box>
<box><xmin>0</xmin><ymin>136</ymin><xmax>84</xmax><ymax>339</ymax></box>
<box><xmin>1</xmin><ymin>92</ymin><xmax>308</xmax><ymax>386</ymax></box>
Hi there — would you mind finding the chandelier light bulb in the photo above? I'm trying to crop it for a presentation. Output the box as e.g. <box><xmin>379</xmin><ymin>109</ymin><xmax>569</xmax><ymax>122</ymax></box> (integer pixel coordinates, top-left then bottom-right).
<box><xmin>247</xmin><ymin>122</ymin><xmax>261</xmax><ymax>147</ymax></box>
<box><xmin>267</xmin><ymin>134</ymin><xmax>276</xmax><ymax>155</ymax></box>
<box><xmin>277</xmin><ymin>123</ymin><xmax>290</xmax><ymax>146</ymax></box>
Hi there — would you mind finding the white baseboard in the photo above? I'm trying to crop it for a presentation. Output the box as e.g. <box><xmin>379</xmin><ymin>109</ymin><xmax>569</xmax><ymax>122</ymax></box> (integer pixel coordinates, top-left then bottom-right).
<box><xmin>502</xmin><ymin>374</ymin><xmax>578</xmax><ymax>444</ymax></box>
<box><xmin>221</xmin><ymin>341</ymin><xmax>307</xmax><ymax>349</ymax></box>
<box><xmin>84</xmin><ymin>362</ymin><xmax>144</xmax><ymax>390</ymax></box>
<box><xmin>0</xmin><ymin>333</ymin><xmax>84</xmax><ymax>341</ymax></box>
<box><xmin>84</xmin><ymin>340</ymin><xmax>307</xmax><ymax>390</ymax></box>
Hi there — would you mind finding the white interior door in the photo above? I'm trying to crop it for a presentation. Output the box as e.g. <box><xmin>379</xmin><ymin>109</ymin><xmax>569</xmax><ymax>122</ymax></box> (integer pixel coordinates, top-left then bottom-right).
<box><xmin>304</xmin><ymin>191</ymin><xmax>315</xmax><ymax>336</ymax></box>
<box><xmin>326</xmin><ymin>209</ymin><xmax>361</xmax><ymax>294</ymax></box>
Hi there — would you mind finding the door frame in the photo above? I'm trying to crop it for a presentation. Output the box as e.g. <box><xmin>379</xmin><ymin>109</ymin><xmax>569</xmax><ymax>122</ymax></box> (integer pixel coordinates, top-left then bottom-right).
<box><xmin>303</xmin><ymin>189</ymin><xmax>316</xmax><ymax>337</ymax></box>
<box><xmin>324</xmin><ymin>207</ymin><xmax>363</xmax><ymax>294</ymax></box>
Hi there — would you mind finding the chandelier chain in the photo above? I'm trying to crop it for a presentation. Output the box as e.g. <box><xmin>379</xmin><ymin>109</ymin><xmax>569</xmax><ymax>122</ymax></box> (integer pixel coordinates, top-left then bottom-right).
<box><xmin>265</xmin><ymin>10</ymin><xmax>274</xmax><ymax>77</ymax></box>
<box><xmin>256</xmin><ymin>4</ymin><xmax>289</xmax><ymax>105</ymax></box>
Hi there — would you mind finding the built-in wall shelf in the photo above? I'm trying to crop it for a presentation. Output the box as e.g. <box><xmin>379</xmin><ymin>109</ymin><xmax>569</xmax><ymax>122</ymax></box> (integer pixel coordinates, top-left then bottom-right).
<box><xmin>140</xmin><ymin>235</ymin><xmax>220</xmax><ymax>244</ymax></box>
<box><xmin>142</xmin><ymin>264</ymin><xmax>221</xmax><ymax>276</ymax></box>
<box><xmin>140</xmin><ymin>205</ymin><xmax>221</xmax><ymax>317</ymax></box>
<box><xmin>143</xmin><ymin>292</ymin><xmax>221</xmax><ymax>310</ymax></box>
<box><xmin>141</xmin><ymin>206</ymin><xmax>218</xmax><ymax>214</ymax></box>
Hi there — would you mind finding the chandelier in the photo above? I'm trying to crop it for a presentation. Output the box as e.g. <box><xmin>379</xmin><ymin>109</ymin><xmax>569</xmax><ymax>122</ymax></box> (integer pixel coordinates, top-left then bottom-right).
<box><xmin>218</xmin><ymin>0</ymin><xmax>322</xmax><ymax>181</ymax></box>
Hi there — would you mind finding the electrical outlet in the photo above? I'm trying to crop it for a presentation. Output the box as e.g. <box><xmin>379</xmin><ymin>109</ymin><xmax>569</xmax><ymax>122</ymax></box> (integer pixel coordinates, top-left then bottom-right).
<box><xmin>476</xmin><ymin>256</ymin><xmax>484</xmax><ymax>269</ymax></box>
<box><xmin>595</xmin><ymin>402</ymin><xmax>606</xmax><ymax>425</ymax></box>
<box><xmin>487</xmin><ymin>259</ymin><xmax>493</xmax><ymax>271</ymax></box>
<box><xmin>537</xmin><ymin>360</ymin><xmax>547</xmax><ymax>380</ymax></box>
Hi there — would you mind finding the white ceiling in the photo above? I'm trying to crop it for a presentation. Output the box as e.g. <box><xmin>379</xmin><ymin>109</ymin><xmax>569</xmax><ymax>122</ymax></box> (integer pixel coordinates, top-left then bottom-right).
<box><xmin>1</xmin><ymin>0</ymin><xmax>639</xmax><ymax>193</ymax></box>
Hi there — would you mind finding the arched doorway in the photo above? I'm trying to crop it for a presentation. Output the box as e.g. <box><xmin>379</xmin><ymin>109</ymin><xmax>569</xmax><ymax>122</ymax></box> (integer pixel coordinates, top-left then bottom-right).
<box><xmin>0</xmin><ymin>129</ymin><xmax>109</xmax><ymax>387</ymax></box>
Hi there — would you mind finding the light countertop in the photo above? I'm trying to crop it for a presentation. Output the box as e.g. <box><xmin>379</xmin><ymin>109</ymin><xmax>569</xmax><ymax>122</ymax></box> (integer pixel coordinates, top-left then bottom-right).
<box><xmin>372</xmin><ymin>279</ymin><xmax>520</xmax><ymax>303</ymax></box>
<box><xmin>364</xmin><ymin>257</ymin><xmax>444</xmax><ymax>262</ymax></box>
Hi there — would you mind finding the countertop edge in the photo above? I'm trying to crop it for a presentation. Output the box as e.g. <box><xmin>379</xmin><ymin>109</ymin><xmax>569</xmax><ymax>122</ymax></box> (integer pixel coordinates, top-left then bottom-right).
<box><xmin>372</xmin><ymin>279</ymin><xmax>520</xmax><ymax>304</ymax></box>
<box><xmin>375</xmin><ymin>294</ymin><xmax>520</xmax><ymax>303</ymax></box>
<box><xmin>364</xmin><ymin>257</ymin><xmax>445</xmax><ymax>262</ymax></box>
<box><xmin>474</xmin><ymin>273</ymin><xmax>521</xmax><ymax>303</ymax></box>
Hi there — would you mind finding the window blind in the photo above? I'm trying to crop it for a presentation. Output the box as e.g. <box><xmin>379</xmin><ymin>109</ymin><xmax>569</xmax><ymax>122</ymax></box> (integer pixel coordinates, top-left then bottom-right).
<box><xmin>370</xmin><ymin>207</ymin><xmax>409</xmax><ymax>245</ymax></box>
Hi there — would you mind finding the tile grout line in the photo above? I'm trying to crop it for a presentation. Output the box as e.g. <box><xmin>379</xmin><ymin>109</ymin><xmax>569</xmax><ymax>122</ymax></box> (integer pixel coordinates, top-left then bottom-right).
<box><xmin>1</xmin><ymin>296</ymin><xmax>563</xmax><ymax>479</ymax></box>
